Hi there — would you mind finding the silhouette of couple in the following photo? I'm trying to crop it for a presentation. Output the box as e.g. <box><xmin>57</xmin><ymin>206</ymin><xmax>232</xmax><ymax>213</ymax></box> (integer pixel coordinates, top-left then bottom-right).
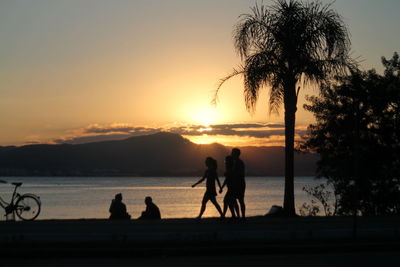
<box><xmin>192</xmin><ymin>148</ymin><xmax>246</xmax><ymax>219</ymax></box>
<box><xmin>109</xmin><ymin>194</ymin><xmax>161</xmax><ymax>220</ymax></box>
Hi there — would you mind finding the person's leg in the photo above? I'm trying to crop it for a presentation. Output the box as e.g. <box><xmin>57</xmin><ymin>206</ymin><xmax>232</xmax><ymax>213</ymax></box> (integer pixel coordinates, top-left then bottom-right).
<box><xmin>226</xmin><ymin>194</ymin><xmax>236</xmax><ymax>218</ymax></box>
<box><xmin>233</xmin><ymin>197</ymin><xmax>240</xmax><ymax>217</ymax></box>
<box><xmin>231</xmin><ymin>188</ymin><xmax>240</xmax><ymax>217</ymax></box>
<box><xmin>197</xmin><ymin>194</ymin><xmax>209</xmax><ymax>218</ymax></box>
<box><xmin>210</xmin><ymin>196</ymin><xmax>224</xmax><ymax>217</ymax></box>
<box><xmin>232</xmin><ymin>195</ymin><xmax>240</xmax><ymax>218</ymax></box>
<box><xmin>228</xmin><ymin>199</ymin><xmax>236</xmax><ymax>218</ymax></box>
<box><xmin>222</xmin><ymin>194</ymin><xmax>229</xmax><ymax>216</ymax></box>
<box><xmin>238</xmin><ymin>197</ymin><xmax>246</xmax><ymax>219</ymax></box>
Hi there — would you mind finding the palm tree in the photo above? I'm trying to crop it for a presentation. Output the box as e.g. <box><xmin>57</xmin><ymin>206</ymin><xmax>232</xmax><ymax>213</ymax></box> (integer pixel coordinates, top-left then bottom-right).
<box><xmin>215</xmin><ymin>0</ymin><xmax>351</xmax><ymax>215</ymax></box>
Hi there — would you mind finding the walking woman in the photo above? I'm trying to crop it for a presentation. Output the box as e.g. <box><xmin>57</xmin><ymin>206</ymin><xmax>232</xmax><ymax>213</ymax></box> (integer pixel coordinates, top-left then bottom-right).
<box><xmin>220</xmin><ymin>155</ymin><xmax>239</xmax><ymax>218</ymax></box>
<box><xmin>192</xmin><ymin>157</ymin><xmax>224</xmax><ymax>219</ymax></box>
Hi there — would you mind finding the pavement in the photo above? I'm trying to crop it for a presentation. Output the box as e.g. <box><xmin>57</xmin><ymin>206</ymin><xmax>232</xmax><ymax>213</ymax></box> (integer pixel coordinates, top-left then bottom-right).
<box><xmin>3</xmin><ymin>251</ymin><xmax>400</xmax><ymax>267</ymax></box>
<box><xmin>1</xmin><ymin>216</ymin><xmax>399</xmax><ymax>259</ymax></box>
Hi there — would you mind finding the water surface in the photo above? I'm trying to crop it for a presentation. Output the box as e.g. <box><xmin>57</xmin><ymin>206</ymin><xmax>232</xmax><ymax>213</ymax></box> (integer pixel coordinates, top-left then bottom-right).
<box><xmin>0</xmin><ymin>176</ymin><xmax>326</xmax><ymax>219</ymax></box>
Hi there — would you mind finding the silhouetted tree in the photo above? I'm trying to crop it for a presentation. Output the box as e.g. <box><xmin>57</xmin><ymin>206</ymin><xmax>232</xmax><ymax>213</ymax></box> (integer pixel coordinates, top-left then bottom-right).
<box><xmin>303</xmin><ymin>53</ymin><xmax>400</xmax><ymax>215</ymax></box>
<box><xmin>215</xmin><ymin>0</ymin><xmax>351</xmax><ymax>215</ymax></box>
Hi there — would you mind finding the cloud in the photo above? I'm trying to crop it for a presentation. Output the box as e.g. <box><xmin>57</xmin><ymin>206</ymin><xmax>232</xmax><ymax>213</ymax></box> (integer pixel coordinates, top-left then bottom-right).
<box><xmin>211</xmin><ymin>123</ymin><xmax>284</xmax><ymax>129</ymax></box>
<box><xmin>55</xmin><ymin>124</ymin><xmax>161</xmax><ymax>144</ymax></box>
<box><xmin>54</xmin><ymin>134</ymin><xmax>133</xmax><ymax>145</ymax></box>
<box><xmin>167</xmin><ymin>123</ymin><xmax>306</xmax><ymax>139</ymax></box>
<box><xmin>79</xmin><ymin>124</ymin><xmax>161</xmax><ymax>135</ymax></box>
<box><xmin>52</xmin><ymin>122</ymin><xmax>309</xmax><ymax>146</ymax></box>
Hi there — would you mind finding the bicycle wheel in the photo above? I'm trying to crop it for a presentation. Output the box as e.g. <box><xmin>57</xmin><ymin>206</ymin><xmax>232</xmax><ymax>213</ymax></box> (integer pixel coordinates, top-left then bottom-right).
<box><xmin>15</xmin><ymin>195</ymin><xmax>41</xmax><ymax>221</ymax></box>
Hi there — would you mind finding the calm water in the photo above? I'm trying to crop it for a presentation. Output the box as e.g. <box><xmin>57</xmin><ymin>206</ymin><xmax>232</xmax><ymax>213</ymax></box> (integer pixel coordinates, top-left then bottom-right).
<box><xmin>0</xmin><ymin>176</ymin><xmax>326</xmax><ymax>220</ymax></box>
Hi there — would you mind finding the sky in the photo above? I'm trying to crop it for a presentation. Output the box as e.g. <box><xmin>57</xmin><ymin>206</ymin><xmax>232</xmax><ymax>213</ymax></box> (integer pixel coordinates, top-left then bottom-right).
<box><xmin>1</xmin><ymin>0</ymin><xmax>399</xmax><ymax>147</ymax></box>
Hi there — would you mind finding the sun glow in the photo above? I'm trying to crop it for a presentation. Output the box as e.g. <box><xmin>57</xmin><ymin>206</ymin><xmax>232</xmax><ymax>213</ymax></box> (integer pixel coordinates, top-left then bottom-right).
<box><xmin>190</xmin><ymin>106</ymin><xmax>219</xmax><ymax>127</ymax></box>
<box><xmin>198</xmin><ymin>127</ymin><xmax>212</xmax><ymax>133</ymax></box>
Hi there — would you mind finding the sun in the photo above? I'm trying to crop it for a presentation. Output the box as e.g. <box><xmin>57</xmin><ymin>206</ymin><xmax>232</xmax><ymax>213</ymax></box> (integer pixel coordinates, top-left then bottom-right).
<box><xmin>191</xmin><ymin>106</ymin><xmax>219</xmax><ymax>126</ymax></box>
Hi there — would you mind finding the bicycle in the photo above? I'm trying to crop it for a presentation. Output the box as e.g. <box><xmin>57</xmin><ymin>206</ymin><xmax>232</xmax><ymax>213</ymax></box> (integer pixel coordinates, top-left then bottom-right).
<box><xmin>0</xmin><ymin>180</ymin><xmax>41</xmax><ymax>221</ymax></box>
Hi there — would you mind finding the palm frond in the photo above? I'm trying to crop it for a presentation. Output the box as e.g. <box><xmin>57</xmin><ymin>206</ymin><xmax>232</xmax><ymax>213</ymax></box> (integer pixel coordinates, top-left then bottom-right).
<box><xmin>243</xmin><ymin>51</ymin><xmax>282</xmax><ymax>112</ymax></box>
<box><xmin>216</xmin><ymin>0</ymin><xmax>351</xmax><ymax>116</ymax></box>
<box><xmin>268</xmin><ymin>78</ymin><xmax>284</xmax><ymax>114</ymax></box>
<box><xmin>234</xmin><ymin>3</ymin><xmax>272</xmax><ymax>59</ymax></box>
<box><xmin>212</xmin><ymin>67</ymin><xmax>244</xmax><ymax>106</ymax></box>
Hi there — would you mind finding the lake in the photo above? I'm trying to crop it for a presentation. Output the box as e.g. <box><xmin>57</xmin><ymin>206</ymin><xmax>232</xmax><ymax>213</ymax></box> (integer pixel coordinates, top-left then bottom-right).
<box><xmin>0</xmin><ymin>176</ymin><xmax>327</xmax><ymax>220</ymax></box>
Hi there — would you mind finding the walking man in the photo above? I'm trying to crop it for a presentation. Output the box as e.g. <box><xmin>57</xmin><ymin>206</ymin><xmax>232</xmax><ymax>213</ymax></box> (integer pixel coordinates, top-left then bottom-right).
<box><xmin>231</xmin><ymin>148</ymin><xmax>246</xmax><ymax>219</ymax></box>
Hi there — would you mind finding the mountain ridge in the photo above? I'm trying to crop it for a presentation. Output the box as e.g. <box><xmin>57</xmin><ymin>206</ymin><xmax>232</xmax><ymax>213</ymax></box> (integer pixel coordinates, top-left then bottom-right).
<box><xmin>0</xmin><ymin>132</ymin><xmax>317</xmax><ymax>177</ymax></box>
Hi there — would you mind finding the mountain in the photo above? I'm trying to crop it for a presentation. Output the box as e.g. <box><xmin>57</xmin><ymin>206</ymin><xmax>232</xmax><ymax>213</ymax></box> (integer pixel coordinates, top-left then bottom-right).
<box><xmin>0</xmin><ymin>132</ymin><xmax>317</xmax><ymax>176</ymax></box>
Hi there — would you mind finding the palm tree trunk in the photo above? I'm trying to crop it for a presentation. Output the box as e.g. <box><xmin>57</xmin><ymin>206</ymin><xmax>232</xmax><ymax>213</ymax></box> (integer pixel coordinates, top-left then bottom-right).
<box><xmin>283</xmin><ymin>81</ymin><xmax>297</xmax><ymax>216</ymax></box>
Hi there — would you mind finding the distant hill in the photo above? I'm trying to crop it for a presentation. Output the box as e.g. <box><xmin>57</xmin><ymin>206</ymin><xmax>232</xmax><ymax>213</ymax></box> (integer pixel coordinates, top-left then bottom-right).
<box><xmin>0</xmin><ymin>132</ymin><xmax>318</xmax><ymax>176</ymax></box>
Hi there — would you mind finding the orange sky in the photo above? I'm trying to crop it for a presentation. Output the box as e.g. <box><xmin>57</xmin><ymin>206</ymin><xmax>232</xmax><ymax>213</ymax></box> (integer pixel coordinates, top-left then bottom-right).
<box><xmin>1</xmin><ymin>1</ymin><xmax>399</xmax><ymax>147</ymax></box>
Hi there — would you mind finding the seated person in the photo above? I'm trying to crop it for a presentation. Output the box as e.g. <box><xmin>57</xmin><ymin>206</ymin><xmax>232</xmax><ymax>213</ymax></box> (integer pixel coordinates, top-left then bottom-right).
<box><xmin>109</xmin><ymin>193</ymin><xmax>131</xmax><ymax>220</ymax></box>
<box><xmin>138</xmin><ymin>196</ymin><xmax>161</xmax><ymax>220</ymax></box>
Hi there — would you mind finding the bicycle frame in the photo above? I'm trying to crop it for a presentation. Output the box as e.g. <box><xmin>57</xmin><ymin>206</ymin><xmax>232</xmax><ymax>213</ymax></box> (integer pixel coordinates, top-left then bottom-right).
<box><xmin>1</xmin><ymin>184</ymin><xmax>21</xmax><ymax>214</ymax></box>
<box><xmin>0</xmin><ymin>180</ymin><xmax>7</xmax><ymax>208</ymax></box>
<box><xmin>0</xmin><ymin>180</ymin><xmax>41</xmax><ymax>221</ymax></box>
<box><xmin>0</xmin><ymin>195</ymin><xmax>8</xmax><ymax>209</ymax></box>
